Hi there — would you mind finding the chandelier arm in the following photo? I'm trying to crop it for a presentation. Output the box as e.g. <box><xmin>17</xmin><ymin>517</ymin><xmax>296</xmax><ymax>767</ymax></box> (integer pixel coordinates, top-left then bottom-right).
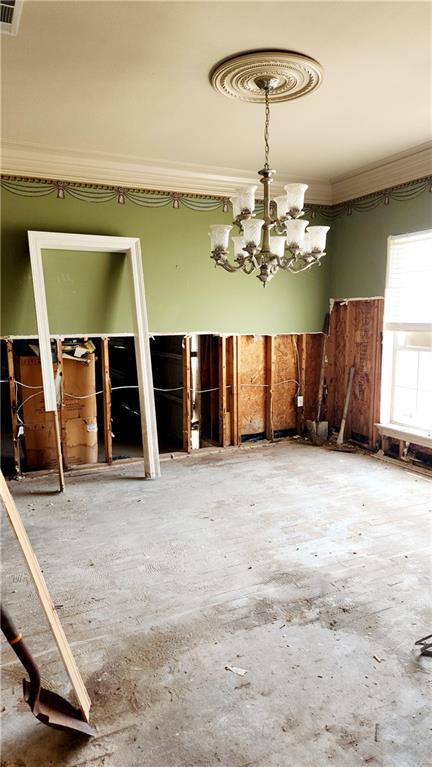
<box><xmin>242</xmin><ymin>261</ymin><xmax>258</xmax><ymax>275</ymax></box>
<box><xmin>218</xmin><ymin>259</ymin><xmax>246</xmax><ymax>273</ymax></box>
<box><xmin>283</xmin><ymin>258</ymin><xmax>319</xmax><ymax>274</ymax></box>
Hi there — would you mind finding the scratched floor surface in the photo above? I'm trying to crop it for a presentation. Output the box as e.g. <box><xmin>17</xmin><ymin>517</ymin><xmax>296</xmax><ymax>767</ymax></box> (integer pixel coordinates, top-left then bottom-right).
<box><xmin>1</xmin><ymin>442</ymin><xmax>431</xmax><ymax>767</ymax></box>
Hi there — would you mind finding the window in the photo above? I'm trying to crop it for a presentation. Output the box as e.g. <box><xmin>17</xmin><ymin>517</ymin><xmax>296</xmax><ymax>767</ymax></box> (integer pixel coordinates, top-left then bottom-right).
<box><xmin>381</xmin><ymin>230</ymin><xmax>432</xmax><ymax>439</ymax></box>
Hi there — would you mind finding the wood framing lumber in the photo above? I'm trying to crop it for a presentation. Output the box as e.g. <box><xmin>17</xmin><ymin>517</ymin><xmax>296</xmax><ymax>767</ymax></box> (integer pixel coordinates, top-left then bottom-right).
<box><xmin>219</xmin><ymin>336</ymin><xmax>228</xmax><ymax>447</ymax></box>
<box><xmin>101</xmin><ymin>338</ymin><xmax>113</xmax><ymax>464</ymax></box>
<box><xmin>297</xmin><ymin>334</ymin><xmax>307</xmax><ymax>435</ymax></box>
<box><xmin>337</xmin><ymin>366</ymin><xmax>355</xmax><ymax>445</ymax></box>
<box><xmin>0</xmin><ymin>471</ymin><xmax>91</xmax><ymax>722</ymax></box>
<box><xmin>231</xmin><ymin>336</ymin><xmax>239</xmax><ymax>446</ymax></box>
<box><xmin>52</xmin><ymin>410</ymin><xmax>65</xmax><ymax>492</ymax></box>
<box><xmin>183</xmin><ymin>335</ymin><xmax>192</xmax><ymax>453</ymax></box>
<box><xmin>55</xmin><ymin>338</ymin><xmax>68</xmax><ymax>470</ymax></box>
<box><xmin>6</xmin><ymin>340</ymin><xmax>21</xmax><ymax>477</ymax></box>
<box><xmin>265</xmin><ymin>336</ymin><xmax>275</xmax><ymax>441</ymax></box>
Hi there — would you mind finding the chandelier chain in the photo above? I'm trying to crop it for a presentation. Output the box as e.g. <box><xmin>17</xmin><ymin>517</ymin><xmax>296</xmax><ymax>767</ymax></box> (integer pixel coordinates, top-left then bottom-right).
<box><xmin>264</xmin><ymin>86</ymin><xmax>271</xmax><ymax>169</ymax></box>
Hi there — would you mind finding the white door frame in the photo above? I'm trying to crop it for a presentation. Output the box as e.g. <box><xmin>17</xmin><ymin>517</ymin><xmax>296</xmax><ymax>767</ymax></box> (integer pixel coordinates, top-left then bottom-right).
<box><xmin>27</xmin><ymin>231</ymin><xmax>160</xmax><ymax>479</ymax></box>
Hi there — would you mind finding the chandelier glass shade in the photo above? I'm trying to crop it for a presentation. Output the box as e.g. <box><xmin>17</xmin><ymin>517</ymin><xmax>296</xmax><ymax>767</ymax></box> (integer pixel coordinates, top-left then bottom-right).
<box><xmin>209</xmin><ymin>52</ymin><xmax>329</xmax><ymax>286</ymax></box>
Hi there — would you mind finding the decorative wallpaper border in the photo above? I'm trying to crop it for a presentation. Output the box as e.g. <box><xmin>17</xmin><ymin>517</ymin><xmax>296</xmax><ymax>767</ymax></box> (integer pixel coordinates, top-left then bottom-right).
<box><xmin>1</xmin><ymin>174</ymin><xmax>431</xmax><ymax>221</ymax></box>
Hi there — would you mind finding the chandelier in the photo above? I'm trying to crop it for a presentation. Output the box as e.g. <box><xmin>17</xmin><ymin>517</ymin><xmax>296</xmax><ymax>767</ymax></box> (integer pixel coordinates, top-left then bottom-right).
<box><xmin>208</xmin><ymin>50</ymin><xmax>330</xmax><ymax>285</ymax></box>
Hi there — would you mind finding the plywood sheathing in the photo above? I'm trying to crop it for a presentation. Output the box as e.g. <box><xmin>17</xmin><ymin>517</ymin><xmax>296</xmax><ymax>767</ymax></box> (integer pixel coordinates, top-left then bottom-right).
<box><xmin>61</xmin><ymin>356</ymin><xmax>98</xmax><ymax>465</ymax></box>
<box><xmin>303</xmin><ymin>334</ymin><xmax>324</xmax><ymax>423</ymax></box>
<box><xmin>238</xmin><ymin>335</ymin><xmax>266</xmax><ymax>438</ymax></box>
<box><xmin>273</xmin><ymin>335</ymin><xmax>297</xmax><ymax>433</ymax></box>
<box><xmin>17</xmin><ymin>356</ymin><xmax>58</xmax><ymax>470</ymax></box>
<box><xmin>5</xmin><ymin>314</ymin><xmax>385</xmax><ymax>474</ymax></box>
<box><xmin>17</xmin><ymin>354</ymin><xmax>98</xmax><ymax>470</ymax></box>
<box><xmin>326</xmin><ymin>299</ymin><xmax>384</xmax><ymax>448</ymax></box>
<box><xmin>326</xmin><ymin>303</ymin><xmax>348</xmax><ymax>429</ymax></box>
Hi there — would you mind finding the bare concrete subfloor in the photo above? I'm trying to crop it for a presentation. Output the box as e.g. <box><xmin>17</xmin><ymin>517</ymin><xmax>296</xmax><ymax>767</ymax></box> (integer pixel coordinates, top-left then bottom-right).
<box><xmin>1</xmin><ymin>442</ymin><xmax>431</xmax><ymax>767</ymax></box>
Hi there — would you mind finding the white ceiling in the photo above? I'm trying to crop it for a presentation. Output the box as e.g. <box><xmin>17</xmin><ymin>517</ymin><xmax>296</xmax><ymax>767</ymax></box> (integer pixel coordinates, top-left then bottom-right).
<box><xmin>1</xmin><ymin>0</ymin><xmax>431</xmax><ymax>188</ymax></box>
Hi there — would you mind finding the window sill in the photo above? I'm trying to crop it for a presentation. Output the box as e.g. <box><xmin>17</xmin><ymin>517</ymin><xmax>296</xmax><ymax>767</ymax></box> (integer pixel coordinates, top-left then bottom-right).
<box><xmin>376</xmin><ymin>423</ymin><xmax>432</xmax><ymax>449</ymax></box>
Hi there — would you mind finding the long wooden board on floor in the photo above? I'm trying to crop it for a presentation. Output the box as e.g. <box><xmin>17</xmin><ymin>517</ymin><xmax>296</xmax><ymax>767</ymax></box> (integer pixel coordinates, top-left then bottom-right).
<box><xmin>0</xmin><ymin>471</ymin><xmax>92</xmax><ymax>722</ymax></box>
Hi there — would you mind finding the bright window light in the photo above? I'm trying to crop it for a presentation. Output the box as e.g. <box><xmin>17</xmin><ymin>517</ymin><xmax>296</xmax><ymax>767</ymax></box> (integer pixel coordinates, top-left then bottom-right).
<box><xmin>381</xmin><ymin>230</ymin><xmax>432</xmax><ymax>437</ymax></box>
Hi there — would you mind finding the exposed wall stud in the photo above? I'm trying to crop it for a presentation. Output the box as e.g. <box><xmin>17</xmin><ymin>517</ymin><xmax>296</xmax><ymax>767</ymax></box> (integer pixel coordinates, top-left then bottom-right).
<box><xmin>182</xmin><ymin>335</ymin><xmax>192</xmax><ymax>453</ymax></box>
<box><xmin>52</xmin><ymin>411</ymin><xmax>65</xmax><ymax>493</ymax></box>
<box><xmin>231</xmin><ymin>336</ymin><xmax>239</xmax><ymax>446</ymax></box>
<box><xmin>370</xmin><ymin>300</ymin><xmax>384</xmax><ymax>448</ymax></box>
<box><xmin>265</xmin><ymin>336</ymin><xmax>275</xmax><ymax>441</ymax></box>
<box><xmin>55</xmin><ymin>338</ymin><xmax>68</xmax><ymax>470</ymax></box>
<box><xmin>219</xmin><ymin>336</ymin><xmax>228</xmax><ymax>447</ymax></box>
<box><xmin>101</xmin><ymin>337</ymin><xmax>113</xmax><ymax>464</ymax></box>
<box><xmin>299</xmin><ymin>334</ymin><xmax>307</xmax><ymax>434</ymax></box>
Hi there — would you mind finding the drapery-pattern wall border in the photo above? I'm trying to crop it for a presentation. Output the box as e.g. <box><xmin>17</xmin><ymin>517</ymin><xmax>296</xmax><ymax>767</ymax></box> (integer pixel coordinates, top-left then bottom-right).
<box><xmin>1</xmin><ymin>175</ymin><xmax>431</xmax><ymax>220</ymax></box>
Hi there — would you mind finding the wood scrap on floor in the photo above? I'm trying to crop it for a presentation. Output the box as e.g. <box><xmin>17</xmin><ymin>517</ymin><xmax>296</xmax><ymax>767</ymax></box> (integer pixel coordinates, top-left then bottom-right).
<box><xmin>0</xmin><ymin>470</ymin><xmax>92</xmax><ymax>723</ymax></box>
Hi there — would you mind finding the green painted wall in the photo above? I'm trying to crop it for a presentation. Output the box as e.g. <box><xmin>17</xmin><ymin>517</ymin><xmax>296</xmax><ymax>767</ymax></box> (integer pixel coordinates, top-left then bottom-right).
<box><xmin>1</xmin><ymin>188</ymin><xmax>331</xmax><ymax>336</ymax></box>
<box><xmin>329</xmin><ymin>192</ymin><xmax>432</xmax><ymax>299</ymax></box>
<box><xmin>2</xmin><ymin>182</ymin><xmax>430</xmax><ymax>337</ymax></box>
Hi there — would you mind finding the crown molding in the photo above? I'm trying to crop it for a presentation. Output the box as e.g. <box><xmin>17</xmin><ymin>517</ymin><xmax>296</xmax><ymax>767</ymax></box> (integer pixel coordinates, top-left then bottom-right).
<box><xmin>0</xmin><ymin>141</ymin><xmax>333</xmax><ymax>205</ymax></box>
<box><xmin>331</xmin><ymin>142</ymin><xmax>432</xmax><ymax>204</ymax></box>
<box><xmin>1</xmin><ymin>140</ymin><xmax>431</xmax><ymax>207</ymax></box>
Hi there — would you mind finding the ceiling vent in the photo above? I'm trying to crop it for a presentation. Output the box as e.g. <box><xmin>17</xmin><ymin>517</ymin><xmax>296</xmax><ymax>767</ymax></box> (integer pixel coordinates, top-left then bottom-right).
<box><xmin>1</xmin><ymin>0</ymin><xmax>23</xmax><ymax>35</ymax></box>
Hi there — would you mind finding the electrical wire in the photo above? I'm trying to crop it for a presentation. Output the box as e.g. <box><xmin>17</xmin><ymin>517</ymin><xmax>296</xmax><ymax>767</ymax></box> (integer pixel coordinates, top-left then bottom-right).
<box><xmin>8</xmin><ymin>377</ymin><xmax>300</xmax><ymax>428</ymax></box>
<box><xmin>292</xmin><ymin>336</ymin><xmax>301</xmax><ymax>394</ymax></box>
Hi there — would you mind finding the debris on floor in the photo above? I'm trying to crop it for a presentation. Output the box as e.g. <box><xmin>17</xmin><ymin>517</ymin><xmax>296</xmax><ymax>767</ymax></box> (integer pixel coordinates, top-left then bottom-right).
<box><xmin>415</xmin><ymin>633</ymin><xmax>432</xmax><ymax>656</ymax></box>
<box><xmin>225</xmin><ymin>665</ymin><xmax>248</xmax><ymax>677</ymax></box>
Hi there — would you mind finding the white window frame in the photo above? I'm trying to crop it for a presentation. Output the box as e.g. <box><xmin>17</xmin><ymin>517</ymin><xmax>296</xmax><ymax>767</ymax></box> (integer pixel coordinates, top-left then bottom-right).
<box><xmin>28</xmin><ymin>231</ymin><xmax>160</xmax><ymax>479</ymax></box>
<box><xmin>379</xmin><ymin>230</ymin><xmax>432</xmax><ymax>444</ymax></box>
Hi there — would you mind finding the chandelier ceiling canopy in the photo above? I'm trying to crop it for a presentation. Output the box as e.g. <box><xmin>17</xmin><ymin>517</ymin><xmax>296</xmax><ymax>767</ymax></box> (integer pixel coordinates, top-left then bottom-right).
<box><xmin>208</xmin><ymin>50</ymin><xmax>330</xmax><ymax>285</ymax></box>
